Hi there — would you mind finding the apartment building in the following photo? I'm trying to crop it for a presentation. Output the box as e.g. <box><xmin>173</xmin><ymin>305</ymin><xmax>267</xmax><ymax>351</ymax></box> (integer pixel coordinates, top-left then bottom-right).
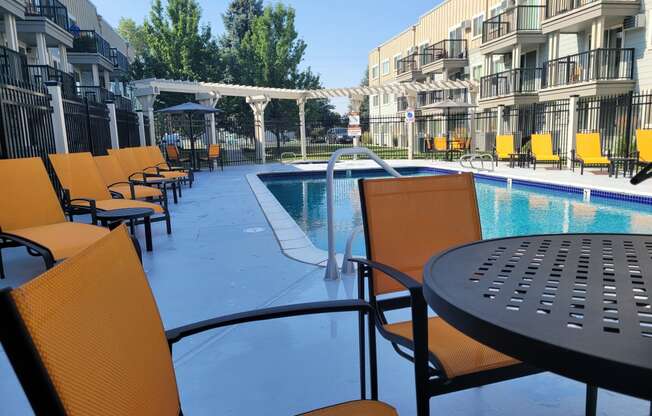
<box><xmin>368</xmin><ymin>0</ymin><xmax>650</xmax><ymax>149</ymax></box>
<box><xmin>0</xmin><ymin>0</ymin><xmax>130</xmax><ymax>97</ymax></box>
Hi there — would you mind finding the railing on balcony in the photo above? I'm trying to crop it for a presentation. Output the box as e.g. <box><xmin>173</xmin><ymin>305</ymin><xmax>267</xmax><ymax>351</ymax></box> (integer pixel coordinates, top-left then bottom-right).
<box><xmin>27</xmin><ymin>64</ymin><xmax>76</xmax><ymax>98</ymax></box>
<box><xmin>396</xmin><ymin>54</ymin><xmax>421</xmax><ymax>75</ymax></box>
<box><xmin>480</xmin><ymin>68</ymin><xmax>542</xmax><ymax>98</ymax></box>
<box><xmin>70</xmin><ymin>30</ymin><xmax>112</xmax><ymax>61</ymax></box>
<box><xmin>546</xmin><ymin>0</ymin><xmax>598</xmax><ymax>19</ymax></box>
<box><xmin>396</xmin><ymin>96</ymin><xmax>409</xmax><ymax>111</ymax></box>
<box><xmin>422</xmin><ymin>39</ymin><xmax>468</xmax><ymax>66</ymax></box>
<box><xmin>77</xmin><ymin>85</ymin><xmax>114</xmax><ymax>105</ymax></box>
<box><xmin>541</xmin><ymin>48</ymin><xmax>634</xmax><ymax>88</ymax></box>
<box><xmin>25</xmin><ymin>0</ymin><xmax>69</xmax><ymax>30</ymax></box>
<box><xmin>482</xmin><ymin>6</ymin><xmax>545</xmax><ymax>43</ymax></box>
<box><xmin>110</xmin><ymin>48</ymin><xmax>129</xmax><ymax>73</ymax></box>
<box><xmin>0</xmin><ymin>45</ymin><xmax>28</xmax><ymax>82</ymax></box>
<box><xmin>113</xmin><ymin>94</ymin><xmax>133</xmax><ymax>112</ymax></box>
<box><xmin>417</xmin><ymin>89</ymin><xmax>468</xmax><ymax>107</ymax></box>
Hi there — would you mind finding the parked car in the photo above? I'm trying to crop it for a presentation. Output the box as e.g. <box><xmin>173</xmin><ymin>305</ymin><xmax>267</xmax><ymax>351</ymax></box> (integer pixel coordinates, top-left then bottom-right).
<box><xmin>326</xmin><ymin>127</ymin><xmax>353</xmax><ymax>144</ymax></box>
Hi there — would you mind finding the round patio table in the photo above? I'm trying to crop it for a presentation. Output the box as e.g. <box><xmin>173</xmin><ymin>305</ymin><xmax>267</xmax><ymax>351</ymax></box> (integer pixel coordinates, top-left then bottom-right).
<box><xmin>96</xmin><ymin>207</ymin><xmax>154</xmax><ymax>252</ymax></box>
<box><xmin>423</xmin><ymin>234</ymin><xmax>652</xmax><ymax>402</ymax></box>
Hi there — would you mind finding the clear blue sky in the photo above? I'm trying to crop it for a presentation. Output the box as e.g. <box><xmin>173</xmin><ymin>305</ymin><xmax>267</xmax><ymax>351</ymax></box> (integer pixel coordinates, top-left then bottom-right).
<box><xmin>94</xmin><ymin>0</ymin><xmax>439</xmax><ymax>112</ymax></box>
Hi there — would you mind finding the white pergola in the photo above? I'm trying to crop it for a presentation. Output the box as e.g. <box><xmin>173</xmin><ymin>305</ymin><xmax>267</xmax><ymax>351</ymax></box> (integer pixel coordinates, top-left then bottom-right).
<box><xmin>132</xmin><ymin>78</ymin><xmax>479</xmax><ymax>162</ymax></box>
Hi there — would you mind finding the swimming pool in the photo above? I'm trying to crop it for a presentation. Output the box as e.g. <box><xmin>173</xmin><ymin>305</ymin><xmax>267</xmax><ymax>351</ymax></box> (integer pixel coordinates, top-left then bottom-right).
<box><xmin>261</xmin><ymin>168</ymin><xmax>652</xmax><ymax>257</ymax></box>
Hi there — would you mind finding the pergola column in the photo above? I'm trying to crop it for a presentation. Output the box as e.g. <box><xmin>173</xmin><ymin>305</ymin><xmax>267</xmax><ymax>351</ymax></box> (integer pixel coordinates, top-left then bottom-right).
<box><xmin>406</xmin><ymin>92</ymin><xmax>417</xmax><ymax>160</ymax></box>
<box><xmin>136</xmin><ymin>110</ymin><xmax>146</xmax><ymax>146</ymax></box>
<box><xmin>247</xmin><ymin>95</ymin><xmax>270</xmax><ymax>164</ymax></box>
<box><xmin>566</xmin><ymin>95</ymin><xmax>579</xmax><ymax>168</ymax></box>
<box><xmin>135</xmin><ymin>88</ymin><xmax>159</xmax><ymax>147</ymax></box>
<box><xmin>297</xmin><ymin>96</ymin><xmax>307</xmax><ymax>160</ymax></box>
<box><xmin>196</xmin><ymin>92</ymin><xmax>221</xmax><ymax>145</ymax></box>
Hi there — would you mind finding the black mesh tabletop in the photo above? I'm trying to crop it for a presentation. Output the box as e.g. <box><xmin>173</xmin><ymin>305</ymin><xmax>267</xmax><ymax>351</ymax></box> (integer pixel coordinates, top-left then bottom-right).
<box><xmin>423</xmin><ymin>234</ymin><xmax>652</xmax><ymax>400</ymax></box>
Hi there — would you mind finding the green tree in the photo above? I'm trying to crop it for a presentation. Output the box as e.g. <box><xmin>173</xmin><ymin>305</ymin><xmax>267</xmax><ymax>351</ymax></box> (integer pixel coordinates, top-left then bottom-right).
<box><xmin>359</xmin><ymin>67</ymin><xmax>370</xmax><ymax>118</ymax></box>
<box><xmin>117</xmin><ymin>18</ymin><xmax>147</xmax><ymax>57</ymax></box>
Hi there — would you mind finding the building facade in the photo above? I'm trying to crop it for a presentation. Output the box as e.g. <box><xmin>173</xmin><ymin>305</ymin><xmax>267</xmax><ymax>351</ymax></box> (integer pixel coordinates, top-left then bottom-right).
<box><xmin>368</xmin><ymin>0</ymin><xmax>651</xmax><ymax>152</ymax></box>
<box><xmin>0</xmin><ymin>0</ymin><xmax>131</xmax><ymax>97</ymax></box>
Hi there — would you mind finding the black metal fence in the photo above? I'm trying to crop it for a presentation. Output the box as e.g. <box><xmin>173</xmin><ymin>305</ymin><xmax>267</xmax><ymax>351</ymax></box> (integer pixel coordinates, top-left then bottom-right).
<box><xmin>474</xmin><ymin>109</ymin><xmax>498</xmax><ymax>151</ymax></box>
<box><xmin>501</xmin><ymin>100</ymin><xmax>570</xmax><ymax>153</ymax></box>
<box><xmin>143</xmin><ymin>114</ymin><xmax>152</xmax><ymax>146</ymax></box>
<box><xmin>0</xmin><ymin>76</ymin><xmax>56</xmax><ymax>160</ymax></box>
<box><xmin>63</xmin><ymin>96</ymin><xmax>112</xmax><ymax>155</ymax></box>
<box><xmin>116</xmin><ymin>109</ymin><xmax>140</xmax><ymax>148</ymax></box>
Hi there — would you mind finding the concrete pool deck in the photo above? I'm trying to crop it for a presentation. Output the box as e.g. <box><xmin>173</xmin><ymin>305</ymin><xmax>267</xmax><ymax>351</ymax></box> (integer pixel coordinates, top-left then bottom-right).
<box><xmin>0</xmin><ymin>161</ymin><xmax>650</xmax><ymax>415</ymax></box>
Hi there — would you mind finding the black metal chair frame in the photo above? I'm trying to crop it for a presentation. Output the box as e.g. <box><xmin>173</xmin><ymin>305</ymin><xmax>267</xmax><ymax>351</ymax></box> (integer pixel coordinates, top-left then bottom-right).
<box><xmin>0</xmin><ymin>226</ymin><xmax>55</xmax><ymax>280</ymax></box>
<box><xmin>199</xmin><ymin>151</ymin><xmax>224</xmax><ymax>172</ymax></box>
<box><xmin>353</xmin><ymin>178</ymin><xmax>542</xmax><ymax>416</ymax></box>
<box><xmin>532</xmin><ymin>148</ymin><xmax>564</xmax><ymax>170</ymax></box>
<box><xmin>570</xmin><ymin>149</ymin><xmax>611</xmax><ymax>175</ymax></box>
<box><xmin>0</xmin><ymin>294</ymin><xmax>380</xmax><ymax>416</ymax></box>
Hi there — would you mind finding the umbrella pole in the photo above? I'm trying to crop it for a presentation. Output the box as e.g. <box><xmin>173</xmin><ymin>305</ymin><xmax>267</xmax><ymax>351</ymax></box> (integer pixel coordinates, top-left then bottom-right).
<box><xmin>189</xmin><ymin>113</ymin><xmax>196</xmax><ymax>171</ymax></box>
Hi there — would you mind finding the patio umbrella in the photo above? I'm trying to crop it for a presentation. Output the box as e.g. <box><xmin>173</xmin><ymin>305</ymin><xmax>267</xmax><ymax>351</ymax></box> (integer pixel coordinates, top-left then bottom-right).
<box><xmin>156</xmin><ymin>102</ymin><xmax>223</xmax><ymax>171</ymax></box>
<box><xmin>422</xmin><ymin>98</ymin><xmax>477</xmax><ymax>158</ymax></box>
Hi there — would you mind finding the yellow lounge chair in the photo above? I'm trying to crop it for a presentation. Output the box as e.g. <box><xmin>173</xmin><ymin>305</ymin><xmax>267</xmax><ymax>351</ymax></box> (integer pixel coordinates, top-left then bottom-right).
<box><xmin>433</xmin><ymin>136</ymin><xmax>450</xmax><ymax>160</ymax></box>
<box><xmin>636</xmin><ymin>129</ymin><xmax>652</xmax><ymax>168</ymax></box>
<box><xmin>494</xmin><ymin>134</ymin><xmax>516</xmax><ymax>165</ymax></box>
<box><xmin>531</xmin><ymin>133</ymin><xmax>563</xmax><ymax>170</ymax></box>
<box><xmin>94</xmin><ymin>154</ymin><xmax>166</xmax><ymax>201</ymax></box>
<box><xmin>130</xmin><ymin>147</ymin><xmax>192</xmax><ymax>188</ymax></box>
<box><xmin>49</xmin><ymin>152</ymin><xmax>172</xmax><ymax>236</ymax></box>
<box><xmin>0</xmin><ymin>226</ymin><xmax>397</xmax><ymax>416</ymax></box>
<box><xmin>0</xmin><ymin>157</ymin><xmax>108</xmax><ymax>279</ymax></box>
<box><xmin>571</xmin><ymin>132</ymin><xmax>610</xmax><ymax>175</ymax></box>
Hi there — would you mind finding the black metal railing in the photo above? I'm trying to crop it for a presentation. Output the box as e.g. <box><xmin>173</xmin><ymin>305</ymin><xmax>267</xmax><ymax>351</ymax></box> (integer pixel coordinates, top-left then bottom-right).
<box><xmin>27</xmin><ymin>65</ymin><xmax>76</xmax><ymax>98</ymax></box>
<box><xmin>116</xmin><ymin>108</ymin><xmax>140</xmax><ymax>148</ymax></box>
<box><xmin>480</xmin><ymin>68</ymin><xmax>542</xmax><ymax>98</ymax></box>
<box><xmin>0</xmin><ymin>46</ymin><xmax>28</xmax><ymax>82</ymax></box>
<box><xmin>546</xmin><ymin>0</ymin><xmax>598</xmax><ymax>19</ymax></box>
<box><xmin>113</xmin><ymin>94</ymin><xmax>133</xmax><ymax>112</ymax></box>
<box><xmin>482</xmin><ymin>6</ymin><xmax>545</xmax><ymax>43</ymax></box>
<box><xmin>396</xmin><ymin>54</ymin><xmax>421</xmax><ymax>75</ymax></box>
<box><xmin>63</xmin><ymin>95</ymin><xmax>112</xmax><ymax>156</ymax></box>
<box><xmin>70</xmin><ymin>30</ymin><xmax>112</xmax><ymax>61</ymax></box>
<box><xmin>422</xmin><ymin>39</ymin><xmax>468</xmax><ymax>65</ymax></box>
<box><xmin>416</xmin><ymin>89</ymin><xmax>468</xmax><ymax>107</ymax></box>
<box><xmin>76</xmin><ymin>85</ymin><xmax>114</xmax><ymax>104</ymax></box>
<box><xmin>110</xmin><ymin>48</ymin><xmax>129</xmax><ymax>73</ymax></box>
<box><xmin>542</xmin><ymin>48</ymin><xmax>634</xmax><ymax>88</ymax></box>
<box><xmin>25</xmin><ymin>0</ymin><xmax>69</xmax><ymax>30</ymax></box>
<box><xmin>500</xmin><ymin>100</ymin><xmax>570</xmax><ymax>153</ymax></box>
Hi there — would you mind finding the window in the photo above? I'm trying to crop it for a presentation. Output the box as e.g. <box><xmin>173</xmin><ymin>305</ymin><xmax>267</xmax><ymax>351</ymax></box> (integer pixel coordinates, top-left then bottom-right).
<box><xmin>473</xmin><ymin>14</ymin><xmax>484</xmax><ymax>37</ymax></box>
<box><xmin>371</xmin><ymin>65</ymin><xmax>379</xmax><ymax>79</ymax></box>
<box><xmin>472</xmin><ymin>65</ymin><xmax>483</xmax><ymax>81</ymax></box>
<box><xmin>382</xmin><ymin>93</ymin><xmax>389</xmax><ymax>105</ymax></box>
<box><xmin>382</xmin><ymin>60</ymin><xmax>390</xmax><ymax>75</ymax></box>
<box><xmin>393</xmin><ymin>54</ymin><xmax>401</xmax><ymax>72</ymax></box>
<box><xmin>372</xmin><ymin>95</ymin><xmax>379</xmax><ymax>107</ymax></box>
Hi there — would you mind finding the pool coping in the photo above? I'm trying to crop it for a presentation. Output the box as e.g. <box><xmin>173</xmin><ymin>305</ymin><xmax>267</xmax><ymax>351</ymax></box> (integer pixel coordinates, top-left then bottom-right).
<box><xmin>248</xmin><ymin>163</ymin><xmax>652</xmax><ymax>267</ymax></box>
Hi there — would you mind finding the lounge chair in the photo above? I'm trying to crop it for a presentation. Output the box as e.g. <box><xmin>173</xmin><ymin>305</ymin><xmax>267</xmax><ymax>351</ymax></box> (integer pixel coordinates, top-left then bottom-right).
<box><xmin>166</xmin><ymin>143</ymin><xmax>191</xmax><ymax>168</ymax></box>
<box><xmin>94</xmin><ymin>154</ymin><xmax>166</xmax><ymax>202</ymax></box>
<box><xmin>145</xmin><ymin>145</ymin><xmax>194</xmax><ymax>178</ymax></box>
<box><xmin>199</xmin><ymin>144</ymin><xmax>224</xmax><ymax>171</ymax></box>
<box><xmin>571</xmin><ymin>133</ymin><xmax>610</xmax><ymax>175</ymax></box>
<box><xmin>0</xmin><ymin>157</ymin><xmax>108</xmax><ymax>279</ymax></box>
<box><xmin>494</xmin><ymin>134</ymin><xmax>516</xmax><ymax>165</ymax></box>
<box><xmin>49</xmin><ymin>152</ymin><xmax>171</xmax><ymax>235</ymax></box>
<box><xmin>0</xmin><ymin>226</ymin><xmax>397</xmax><ymax>416</ymax></box>
<box><xmin>531</xmin><ymin>133</ymin><xmax>563</xmax><ymax>170</ymax></box>
<box><xmin>635</xmin><ymin>129</ymin><xmax>652</xmax><ymax>169</ymax></box>
<box><xmin>352</xmin><ymin>174</ymin><xmax>540</xmax><ymax>415</ymax></box>
<box><xmin>130</xmin><ymin>147</ymin><xmax>192</xmax><ymax>189</ymax></box>
<box><xmin>433</xmin><ymin>136</ymin><xmax>448</xmax><ymax>159</ymax></box>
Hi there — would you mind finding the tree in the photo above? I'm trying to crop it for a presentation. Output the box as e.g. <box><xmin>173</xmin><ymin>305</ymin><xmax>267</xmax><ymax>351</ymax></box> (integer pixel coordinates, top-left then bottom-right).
<box><xmin>117</xmin><ymin>18</ymin><xmax>147</xmax><ymax>57</ymax></box>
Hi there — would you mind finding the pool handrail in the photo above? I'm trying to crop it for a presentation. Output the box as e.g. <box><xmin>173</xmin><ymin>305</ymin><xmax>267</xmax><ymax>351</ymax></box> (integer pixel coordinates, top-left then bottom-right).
<box><xmin>324</xmin><ymin>147</ymin><xmax>401</xmax><ymax>280</ymax></box>
<box><xmin>459</xmin><ymin>153</ymin><xmax>495</xmax><ymax>172</ymax></box>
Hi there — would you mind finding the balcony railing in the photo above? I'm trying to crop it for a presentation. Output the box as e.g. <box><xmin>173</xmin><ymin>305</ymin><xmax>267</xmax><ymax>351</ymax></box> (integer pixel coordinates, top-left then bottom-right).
<box><xmin>480</xmin><ymin>68</ymin><xmax>542</xmax><ymax>98</ymax></box>
<box><xmin>110</xmin><ymin>48</ymin><xmax>129</xmax><ymax>73</ymax></box>
<box><xmin>113</xmin><ymin>94</ymin><xmax>133</xmax><ymax>112</ymax></box>
<box><xmin>546</xmin><ymin>0</ymin><xmax>597</xmax><ymax>19</ymax></box>
<box><xmin>482</xmin><ymin>6</ymin><xmax>545</xmax><ymax>43</ymax></box>
<box><xmin>541</xmin><ymin>48</ymin><xmax>634</xmax><ymax>88</ymax></box>
<box><xmin>396</xmin><ymin>54</ymin><xmax>421</xmax><ymax>75</ymax></box>
<box><xmin>25</xmin><ymin>0</ymin><xmax>69</xmax><ymax>30</ymax></box>
<box><xmin>0</xmin><ymin>45</ymin><xmax>28</xmax><ymax>82</ymax></box>
<box><xmin>77</xmin><ymin>85</ymin><xmax>114</xmax><ymax>104</ymax></box>
<box><xmin>70</xmin><ymin>30</ymin><xmax>112</xmax><ymax>61</ymax></box>
<box><xmin>27</xmin><ymin>64</ymin><xmax>76</xmax><ymax>97</ymax></box>
<box><xmin>422</xmin><ymin>39</ymin><xmax>468</xmax><ymax>66</ymax></box>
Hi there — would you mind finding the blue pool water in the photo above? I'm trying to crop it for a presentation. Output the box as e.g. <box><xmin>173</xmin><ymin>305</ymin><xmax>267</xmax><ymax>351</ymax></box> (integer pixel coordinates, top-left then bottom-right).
<box><xmin>262</xmin><ymin>168</ymin><xmax>652</xmax><ymax>257</ymax></box>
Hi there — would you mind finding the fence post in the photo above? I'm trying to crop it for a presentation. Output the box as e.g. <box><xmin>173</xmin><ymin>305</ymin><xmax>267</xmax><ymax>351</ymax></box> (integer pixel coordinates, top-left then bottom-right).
<box><xmin>497</xmin><ymin>105</ymin><xmax>504</xmax><ymax>136</ymax></box>
<box><xmin>45</xmin><ymin>81</ymin><xmax>68</xmax><ymax>154</ymax></box>
<box><xmin>297</xmin><ymin>96</ymin><xmax>307</xmax><ymax>160</ymax></box>
<box><xmin>406</xmin><ymin>93</ymin><xmax>417</xmax><ymax>160</ymax></box>
<box><xmin>624</xmin><ymin>91</ymin><xmax>634</xmax><ymax>157</ymax></box>
<box><xmin>566</xmin><ymin>95</ymin><xmax>579</xmax><ymax>168</ymax></box>
<box><xmin>247</xmin><ymin>95</ymin><xmax>270</xmax><ymax>164</ymax></box>
<box><xmin>136</xmin><ymin>110</ymin><xmax>146</xmax><ymax>146</ymax></box>
<box><xmin>350</xmin><ymin>95</ymin><xmax>363</xmax><ymax>160</ymax></box>
<box><xmin>106</xmin><ymin>101</ymin><xmax>119</xmax><ymax>149</ymax></box>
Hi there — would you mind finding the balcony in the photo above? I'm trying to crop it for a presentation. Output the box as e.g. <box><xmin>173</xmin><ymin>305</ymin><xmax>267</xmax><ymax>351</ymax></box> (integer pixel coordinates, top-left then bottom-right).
<box><xmin>27</xmin><ymin>64</ymin><xmax>76</xmax><ymax>97</ymax></box>
<box><xmin>479</xmin><ymin>68</ymin><xmax>541</xmax><ymax>107</ymax></box>
<box><xmin>395</xmin><ymin>54</ymin><xmax>426</xmax><ymax>82</ymax></box>
<box><xmin>110</xmin><ymin>48</ymin><xmax>129</xmax><ymax>74</ymax></box>
<box><xmin>540</xmin><ymin>48</ymin><xmax>635</xmax><ymax>100</ymax></box>
<box><xmin>0</xmin><ymin>45</ymin><xmax>28</xmax><ymax>82</ymax></box>
<box><xmin>76</xmin><ymin>85</ymin><xmax>115</xmax><ymax>105</ymax></box>
<box><xmin>420</xmin><ymin>40</ymin><xmax>468</xmax><ymax>75</ymax></box>
<box><xmin>68</xmin><ymin>30</ymin><xmax>114</xmax><ymax>71</ymax></box>
<box><xmin>542</xmin><ymin>0</ymin><xmax>639</xmax><ymax>33</ymax></box>
<box><xmin>480</xmin><ymin>6</ymin><xmax>546</xmax><ymax>54</ymax></box>
<box><xmin>17</xmin><ymin>0</ymin><xmax>72</xmax><ymax>48</ymax></box>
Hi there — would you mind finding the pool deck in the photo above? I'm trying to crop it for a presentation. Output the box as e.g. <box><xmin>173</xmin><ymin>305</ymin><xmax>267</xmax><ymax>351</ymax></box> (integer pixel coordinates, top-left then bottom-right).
<box><xmin>1</xmin><ymin>161</ymin><xmax>650</xmax><ymax>415</ymax></box>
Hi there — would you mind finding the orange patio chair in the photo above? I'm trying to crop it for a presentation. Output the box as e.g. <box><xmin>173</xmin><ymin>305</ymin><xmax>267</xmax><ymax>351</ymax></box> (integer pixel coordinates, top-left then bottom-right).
<box><xmin>49</xmin><ymin>152</ymin><xmax>171</xmax><ymax>235</ymax></box>
<box><xmin>166</xmin><ymin>143</ymin><xmax>191</xmax><ymax>168</ymax></box>
<box><xmin>351</xmin><ymin>174</ymin><xmax>540</xmax><ymax>415</ymax></box>
<box><xmin>0</xmin><ymin>226</ymin><xmax>397</xmax><ymax>416</ymax></box>
<box><xmin>130</xmin><ymin>147</ymin><xmax>192</xmax><ymax>189</ymax></box>
<box><xmin>94</xmin><ymin>154</ymin><xmax>166</xmax><ymax>202</ymax></box>
<box><xmin>0</xmin><ymin>157</ymin><xmax>108</xmax><ymax>279</ymax></box>
<box><xmin>199</xmin><ymin>143</ymin><xmax>224</xmax><ymax>171</ymax></box>
<box><xmin>571</xmin><ymin>132</ymin><xmax>610</xmax><ymax>175</ymax></box>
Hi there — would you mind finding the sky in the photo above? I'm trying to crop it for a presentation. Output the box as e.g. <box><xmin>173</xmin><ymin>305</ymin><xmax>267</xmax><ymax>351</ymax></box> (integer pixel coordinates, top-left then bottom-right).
<box><xmin>94</xmin><ymin>0</ymin><xmax>439</xmax><ymax>113</ymax></box>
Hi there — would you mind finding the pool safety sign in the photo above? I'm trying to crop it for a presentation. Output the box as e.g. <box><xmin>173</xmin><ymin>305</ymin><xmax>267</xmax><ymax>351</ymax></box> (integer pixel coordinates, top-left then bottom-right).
<box><xmin>405</xmin><ymin>108</ymin><xmax>415</xmax><ymax>123</ymax></box>
<box><xmin>348</xmin><ymin>112</ymin><xmax>362</xmax><ymax>137</ymax></box>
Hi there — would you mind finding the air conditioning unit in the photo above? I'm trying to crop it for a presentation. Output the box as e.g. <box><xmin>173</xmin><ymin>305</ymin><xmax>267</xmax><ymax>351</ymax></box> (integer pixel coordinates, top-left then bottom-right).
<box><xmin>461</xmin><ymin>19</ymin><xmax>472</xmax><ymax>31</ymax></box>
<box><xmin>624</xmin><ymin>14</ymin><xmax>645</xmax><ymax>30</ymax></box>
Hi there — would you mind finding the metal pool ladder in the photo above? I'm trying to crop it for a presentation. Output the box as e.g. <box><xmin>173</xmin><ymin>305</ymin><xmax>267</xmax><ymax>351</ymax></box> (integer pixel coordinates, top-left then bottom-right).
<box><xmin>324</xmin><ymin>147</ymin><xmax>401</xmax><ymax>280</ymax></box>
<box><xmin>459</xmin><ymin>153</ymin><xmax>495</xmax><ymax>172</ymax></box>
